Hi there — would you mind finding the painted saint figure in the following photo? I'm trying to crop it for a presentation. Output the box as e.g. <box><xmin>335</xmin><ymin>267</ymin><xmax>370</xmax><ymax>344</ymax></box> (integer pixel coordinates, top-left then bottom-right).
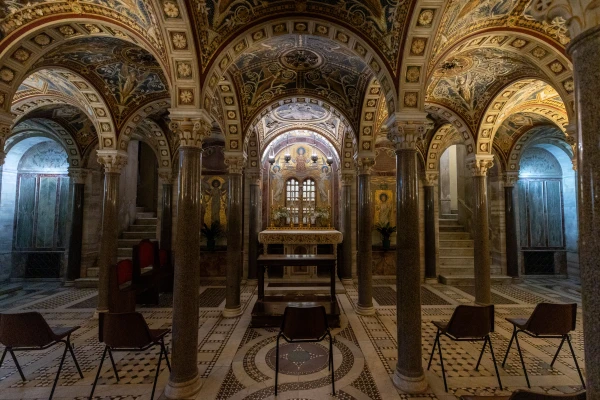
<box><xmin>296</xmin><ymin>147</ymin><xmax>307</xmax><ymax>172</ymax></box>
<box><xmin>377</xmin><ymin>193</ymin><xmax>392</xmax><ymax>225</ymax></box>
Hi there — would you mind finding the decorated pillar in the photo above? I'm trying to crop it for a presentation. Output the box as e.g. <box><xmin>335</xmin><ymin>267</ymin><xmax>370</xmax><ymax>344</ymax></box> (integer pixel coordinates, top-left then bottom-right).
<box><xmin>356</xmin><ymin>156</ymin><xmax>375</xmax><ymax>316</ymax></box>
<box><xmin>65</xmin><ymin>168</ymin><xmax>89</xmax><ymax>284</ymax></box>
<box><xmin>247</xmin><ymin>169</ymin><xmax>262</xmax><ymax>284</ymax></box>
<box><xmin>423</xmin><ymin>172</ymin><xmax>438</xmax><ymax>281</ymax></box>
<box><xmin>504</xmin><ymin>173</ymin><xmax>519</xmax><ymax>278</ymax></box>
<box><xmin>340</xmin><ymin>172</ymin><xmax>354</xmax><ymax>283</ymax></box>
<box><xmin>0</xmin><ymin>112</ymin><xmax>12</xmax><ymax>201</ymax></box>
<box><xmin>468</xmin><ymin>155</ymin><xmax>494</xmax><ymax>304</ymax></box>
<box><xmin>158</xmin><ymin>168</ymin><xmax>174</xmax><ymax>252</ymax></box>
<box><xmin>164</xmin><ymin>112</ymin><xmax>211</xmax><ymax>399</ymax></box>
<box><xmin>96</xmin><ymin>150</ymin><xmax>128</xmax><ymax>313</ymax></box>
<box><xmin>223</xmin><ymin>153</ymin><xmax>246</xmax><ymax>318</ymax></box>
<box><xmin>388</xmin><ymin>114</ymin><xmax>431</xmax><ymax>393</ymax></box>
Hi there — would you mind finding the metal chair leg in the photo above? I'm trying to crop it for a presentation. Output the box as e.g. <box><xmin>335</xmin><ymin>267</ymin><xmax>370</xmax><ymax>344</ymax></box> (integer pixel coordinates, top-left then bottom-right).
<box><xmin>107</xmin><ymin>348</ymin><xmax>119</xmax><ymax>382</ymax></box>
<box><xmin>514</xmin><ymin>331</ymin><xmax>530</xmax><ymax>388</ymax></box>
<box><xmin>49</xmin><ymin>342</ymin><xmax>69</xmax><ymax>400</ymax></box>
<box><xmin>551</xmin><ymin>336</ymin><xmax>566</xmax><ymax>367</ymax></box>
<box><xmin>0</xmin><ymin>347</ymin><xmax>7</xmax><ymax>367</ymax></box>
<box><xmin>566</xmin><ymin>335</ymin><xmax>586</xmax><ymax>388</ymax></box>
<box><xmin>67</xmin><ymin>338</ymin><xmax>84</xmax><ymax>378</ymax></box>
<box><xmin>502</xmin><ymin>327</ymin><xmax>516</xmax><ymax>367</ymax></box>
<box><xmin>151</xmin><ymin>345</ymin><xmax>163</xmax><ymax>400</ymax></box>
<box><xmin>275</xmin><ymin>335</ymin><xmax>280</xmax><ymax>396</ymax></box>
<box><xmin>8</xmin><ymin>349</ymin><xmax>25</xmax><ymax>381</ymax></box>
<box><xmin>475</xmin><ymin>336</ymin><xmax>488</xmax><ymax>371</ymax></box>
<box><xmin>330</xmin><ymin>334</ymin><xmax>335</xmax><ymax>395</ymax></box>
<box><xmin>487</xmin><ymin>336</ymin><xmax>503</xmax><ymax>390</ymax></box>
<box><xmin>89</xmin><ymin>346</ymin><xmax>108</xmax><ymax>400</ymax></box>
<box><xmin>161</xmin><ymin>340</ymin><xmax>171</xmax><ymax>372</ymax></box>
<box><xmin>427</xmin><ymin>330</ymin><xmax>440</xmax><ymax>370</ymax></box>
<box><xmin>437</xmin><ymin>335</ymin><xmax>448</xmax><ymax>392</ymax></box>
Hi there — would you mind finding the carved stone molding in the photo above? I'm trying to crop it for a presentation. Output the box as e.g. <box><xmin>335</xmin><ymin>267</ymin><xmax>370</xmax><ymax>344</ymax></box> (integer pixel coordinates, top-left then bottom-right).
<box><xmin>246</xmin><ymin>169</ymin><xmax>262</xmax><ymax>185</ymax></box>
<box><xmin>356</xmin><ymin>157</ymin><xmax>375</xmax><ymax>175</ymax></box>
<box><xmin>0</xmin><ymin>151</ymin><xmax>6</xmax><ymax>167</ymax></box>
<box><xmin>341</xmin><ymin>172</ymin><xmax>355</xmax><ymax>186</ymax></box>
<box><xmin>385</xmin><ymin>112</ymin><xmax>433</xmax><ymax>151</ymax></box>
<box><xmin>158</xmin><ymin>167</ymin><xmax>175</xmax><ymax>184</ymax></box>
<box><xmin>467</xmin><ymin>155</ymin><xmax>494</xmax><ymax>177</ymax></box>
<box><xmin>0</xmin><ymin>111</ymin><xmax>13</xmax><ymax>152</ymax></box>
<box><xmin>525</xmin><ymin>0</ymin><xmax>600</xmax><ymax>39</ymax></box>
<box><xmin>224</xmin><ymin>152</ymin><xmax>247</xmax><ymax>175</ymax></box>
<box><xmin>68</xmin><ymin>168</ymin><xmax>90</xmax><ymax>184</ymax></box>
<box><xmin>169</xmin><ymin>109</ymin><xmax>212</xmax><ymax>149</ymax></box>
<box><xmin>422</xmin><ymin>172</ymin><xmax>439</xmax><ymax>187</ymax></box>
<box><xmin>97</xmin><ymin>150</ymin><xmax>128</xmax><ymax>174</ymax></box>
<box><xmin>503</xmin><ymin>173</ymin><xmax>519</xmax><ymax>187</ymax></box>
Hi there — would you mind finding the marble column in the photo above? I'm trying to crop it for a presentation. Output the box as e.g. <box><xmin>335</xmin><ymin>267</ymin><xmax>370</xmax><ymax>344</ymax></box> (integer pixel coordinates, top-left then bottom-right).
<box><xmin>158</xmin><ymin>169</ymin><xmax>174</xmax><ymax>252</ymax></box>
<box><xmin>96</xmin><ymin>150</ymin><xmax>128</xmax><ymax>313</ymax></box>
<box><xmin>247</xmin><ymin>170</ymin><xmax>261</xmax><ymax>285</ymax></box>
<box><xmin>468</xmin><ymin>155</ymin><xmax>494</xmax><ymax>304</ymax></box>
<box><xmin>423</xmin><ymin>173</ymin><xmax>438</xmax><ymax>281</ymax></box>
<box><xmin>223</xmin><ymin>153</ymin><xmax>246</xmax><ymax>318</ymax></box>
<box><xmin>388</xmin><ymin>115</ymin><xmax>431</xmax><ymax>393</ymax></box>
<box><xmin>65</xmin><ymin>168</ymin><xmax>88</xmax><ymax>284</ymax></box>
<box><xmin>356</xmin><ymin>157</ymin><xmax>375</xmax><ymax>316</ymax></box>
<box><xmin>340</xmin><ymin>172</ymin><xmax>354</xmax><ymax>283</ymax></box>
<box><xmin>504</xmin><ymin>174</ymin><xmax>519</xmax><ymax>278</ymax></box>
<box><xmin>164</xmin><ymin>115</ymin><xmax>210</xmax><ymax>399</ymax></box>
<box><xmin>568</xmin><ymin>22</ymin><xmax>600</xmax><ymax>396</ymax></box>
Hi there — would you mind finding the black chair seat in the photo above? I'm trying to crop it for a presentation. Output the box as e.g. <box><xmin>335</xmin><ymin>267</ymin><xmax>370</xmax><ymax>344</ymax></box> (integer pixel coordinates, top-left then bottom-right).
<box><xmin>506</xmin><ymin>318</ymin><xmax>529</xmax><ymax>329</ymax></box>
<box><xmin>51</xmin><ymin>326</ymin><xmax>80</xmax><ymax>340</ymax></box>
<box><xmin>432</xmin><ymin>321</ymin><xmax>448</xmax><ymax>331</ymax></box>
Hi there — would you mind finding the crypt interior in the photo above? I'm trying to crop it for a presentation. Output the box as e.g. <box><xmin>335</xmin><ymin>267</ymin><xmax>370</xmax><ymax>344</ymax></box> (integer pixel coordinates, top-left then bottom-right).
<box><xmin>0</xmin><ymin>0</ymin><xmax>598</xmax><ymax>399</ymax></box>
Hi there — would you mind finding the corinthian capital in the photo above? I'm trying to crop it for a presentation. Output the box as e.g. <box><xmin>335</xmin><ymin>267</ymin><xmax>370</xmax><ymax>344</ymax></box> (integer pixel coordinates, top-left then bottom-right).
<box><xmin>0</xmin><ymin>111</ymin><xmax>13</xmax><ymax>152</ymax></box>
<box><xmin>341</xmin><ymin>172</ymin><xmax>355</xmax><ymax>186</ymax></box>
<box><xmin>422</xmin><ymin>171</ymin><xmax>439</xmax><ymax>187</ymax></box>
<box><xmin>356</xmin><ymin>156</ymin><xmax>375</xmax><ymax>175</ymax></box>
<box><xmin>158</xmin><ymin>167</ymin><xmax>174</xmax><ymax>184</ymax></box>
<box><xmin>97</xmin><ymin>150</ymin><xmax>128</xmax><ymax>174</ymax></box>
<box><xmin>68</xmin><ymin>168</ymin><xmax>90</xmax><ymax>184</ymax></box>
<box><xmin>169</xmin><ymin>108</ymin><xmax>212</xmax><ymax>149</ymax></box>
<box><xmin>504</xmin><ymin>172</ymin><xmax>519</xmax><ymax>187</ymax></box>
<box><xmin>525</xmin><ymin>0</ymin><xmax>600</xmax><ymax>38</ymax></box>
<box><xmin>246</xmin><ymin>168</ymin><xmax>262</xmax><ymax>185</ymax></box>
<box><xmin>224</xmin><ymin>152</ymin><xmax>246</xmax><ymax>174</ymax></box>
<box><xmin>467</xmin><ymin>155</ymin><xmax>494</xmax><ymax>177</ymax></box>
<box><xmin>385</xmin><ymin>112</ymin><xmax>433</xmax><ymax>151</ymax></box>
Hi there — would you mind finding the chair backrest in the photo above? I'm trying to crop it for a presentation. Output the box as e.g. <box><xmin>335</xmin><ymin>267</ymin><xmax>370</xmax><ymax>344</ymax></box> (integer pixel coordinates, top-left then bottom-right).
<box><xmin>280</xmin><ymin>305</ymin><xmax>328</xmax><ymax>341</ymax></box>
<box><xmin>526</xmin><ymin>303</ymin><xmax>577</xmax><ymax>335</ymax></box>
<box><xmin>0</xmin><ymin>312</ymin><xmax>55</xmax><ymax>347</ymax></box>
<box><xmin>137</xmin><ymin>239</ymin><xmax>157</xmax><ymax>270</ymax></box>
<box><xmin>509</xmin><ymin>389</ymin><xmax>586</xmax><ymax>400</ymax></box>
<box><xmin>445</xmin><ymin>304</ymin><xmax>494</xmax><ymax>339</ymax></box>
<box><xmin>159</xmin><ymin>249</ymin><xmax>170</xmax><ymax>269</ymax></box>
<box><xmin>117</xmin><ymin>259</ymin><xmax>133</xmax><ymax>285</ymax></box>
<box><xmin>99</xmin><ymin>312</ymin><xmax>153</xmax><ymax>348</ymax></box>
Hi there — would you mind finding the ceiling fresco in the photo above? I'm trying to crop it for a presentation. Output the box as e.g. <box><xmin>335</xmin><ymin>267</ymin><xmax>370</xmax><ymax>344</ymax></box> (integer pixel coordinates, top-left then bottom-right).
<box><xmin>193</xmin><ymin>0</ymin><xmax>412</xmax><ymax>74</ymax></box>
<box><xmin>494</xmin><ymin>112</ymin><xmax>553</xmax><ymax>158</ymax></box>
<box><xmin>431</xmin><ymin>0</ymin><xmax>570</xmax><ymax>71</ymax></box>
<box><xmin>427</xmin><ymin>47</ymin><xmax>543</xmax><ymax>132</ymax></box>
<box><xmin>33</xmin><ymin>36</ymin><xmax>169</xmax><ymax>129</ymax></box>
<box><xmin>497</xmin><ymin>79</ymin><xmax>565</xmax><ymax>121</ymax></box>
<box><xmin>230</xmin><ymin>35</ymin><xmax>372</xmax><ymax>127</ymax></box>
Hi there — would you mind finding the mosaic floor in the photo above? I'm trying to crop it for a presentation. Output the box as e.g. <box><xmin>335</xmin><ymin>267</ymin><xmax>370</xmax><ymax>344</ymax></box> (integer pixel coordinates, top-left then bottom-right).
<box><xmin>0</xmin><ymin>278</ymin><xmax>586</xmax><ymax>400</ymax></box>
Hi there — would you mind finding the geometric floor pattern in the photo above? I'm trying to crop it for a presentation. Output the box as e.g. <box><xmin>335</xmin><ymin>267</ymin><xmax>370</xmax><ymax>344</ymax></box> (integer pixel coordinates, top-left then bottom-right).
<box><xmin>0</xmin><ymin>278</ymin><xmax>585</xmax><ymax>399</ymax></box>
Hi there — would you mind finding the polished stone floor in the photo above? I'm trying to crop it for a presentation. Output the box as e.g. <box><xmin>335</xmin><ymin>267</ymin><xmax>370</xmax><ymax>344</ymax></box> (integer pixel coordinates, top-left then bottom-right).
<box><xmin>0</xmin><ymin>278</ymin><xmax>586</xmax><ymax>399</ymax></box>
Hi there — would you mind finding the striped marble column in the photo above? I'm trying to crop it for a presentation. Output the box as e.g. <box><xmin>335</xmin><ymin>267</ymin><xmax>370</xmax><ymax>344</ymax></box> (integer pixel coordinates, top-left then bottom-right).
<box><xmin>65</xmin><ymin>168</ymin><xmax>89</xmax><ymax>284</ymax></box>
<box><xmin>356</xmin><ymin>156</ymin><xmax>375</xmax><ymax>316</ymax></box>
<box><xmin>340</xmin><ymin>172</ymin><xmax>354</xmax><ymax>283</ymax></box>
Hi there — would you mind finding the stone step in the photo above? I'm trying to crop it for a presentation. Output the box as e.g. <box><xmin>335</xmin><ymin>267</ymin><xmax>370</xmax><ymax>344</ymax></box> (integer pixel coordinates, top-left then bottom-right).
<box><xmin>438</xmin><ymin>219</ymin><xmax>462</xmax><ymax>226</ymax></box>
<box><xmin>265</xmin><ymin>280</ymin><xmax>346</xmax><ymax>296</ymax></box>
<box><xmin>438</xmin><ymin>266</ymin><xmax>475</xmax><ymax>276</ymax></box>
<box><xmin>134</xmin><ymin>218</ymin><xmax>157</xmax><ymax>226</ymax></box>
<box><xmin>440</xmin><ymin>214</ymin><xmax>458</xmax><ymax>220</ymax></box>
<box><xmin>438</xmin><ymin>275</ymin><xmax>513</xmax><ymax>286</ymax></box>
<box><xmin>439</xmin><ymin>239</ymin><xmax>474</xmax><ymax>248</ymax></box>
<box><xmin>74</xmin><ymin>277</ymin><xmax>98</xmax><ymax>288</ymax></box>
<box><xmin>439</xmin><ymin>232</ymin><xmax>471</xmax><ymax>240</ymax></box>
<box><xmin>128</xmin><ymin>224</ymin><xmax>156</xmax><ymax>232</ymax></box>
<box><xmin>118</xmin><ymin>248</ymin><xmax>133</xmax><ymax>257</ymax></box>
<box><xmin>439</xmin><ymin>226</ymin><xmax>467</xmax><ymax>232</ymax></box>
<box><xmin>0</xmin><ymin>283</ymin><xmax>23</xmax><ymax>296</ymax></box>
<box><xmin>136</xmin><ymin>211</ymin><xmax>156</xmax><ymax>219</ymax></box>
<box><xmin>439</xmin><ymin>256</ymin><xmax>475</xmax><ymax>266</ymax></box>
<box><xmin>117</xmin><ymin>257</ymin><xmax>130</xmax><ymax>262</ymax></box>
<box><xmin>439</xmin><ymin>247</ymin><xmax>474</xmax><ymax>257</ymax></box>
<box><xmin>122</xmin><ymin>231</ymin><xmax>156</xmax><ymax>240</ymax></box>
<box><xmin>87</xmin><ymin>267</ymin><xmax>99</xmax><ymax>278</ymax></box>
<box><xmin>118</xmin><ymin>238</ymin><xmax>143</xmax><ymax>247</ymax></box>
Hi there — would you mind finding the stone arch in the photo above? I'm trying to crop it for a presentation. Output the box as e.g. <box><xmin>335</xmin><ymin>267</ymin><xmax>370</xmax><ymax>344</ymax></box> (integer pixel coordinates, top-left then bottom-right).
<box><xmin>118</xmin><ymin>98</ymin><xmax>171</xmax><ymax>153</ymax></box>
<box><xmin>244</xmin><ymin>128</ymin><xmax>261</xmax><ymax>171</ymax></box>
<box><xmin>507</xmin><ymin>124</ymin><xmax>572</xmax><ymax>174</ymax></box>
<box><xmin>358</xmin><ymin>78</ymin><xmax>383</xmax><ymax>155</ymax></box>
<box><xmin>209</xmin><ymin>72</ymin><xmax>244</xmax><ymax>152</ymax></box>
<box><xmin>425</xmin><ymin>123</ymin><xmax>464</xmax><ymax>174</ymax></box>
<box><xmin>130</xmin><ymin>118</ymin><xmax>173</xmax><ymax>170</ymax></box>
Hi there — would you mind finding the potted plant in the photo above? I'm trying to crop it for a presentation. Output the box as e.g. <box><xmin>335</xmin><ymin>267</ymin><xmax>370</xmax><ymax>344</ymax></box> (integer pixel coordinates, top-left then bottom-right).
<box><xmin>201</xmin><ymin>221</ymin><xmax>223</xmax><ymax>251</ymax></box>
<box><xmin>273</xmin><ymin>206</ymin><xmax>290</xmax><ymax>227</ymax></box>
<box><xmin>314</xmin><ymin>207</ymin><xmax>330</xmax><ymax>227</ymax></box>
<box><xmin>375</xmin><ymin>222</ymin><xmax>397</xmax><ymax>250</ymax></box>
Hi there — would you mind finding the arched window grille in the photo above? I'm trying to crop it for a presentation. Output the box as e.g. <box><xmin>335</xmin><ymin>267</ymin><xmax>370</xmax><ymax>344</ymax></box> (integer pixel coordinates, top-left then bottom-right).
<box><xmin>302</xmin><ymin>178</ymin><xmax>316</xmax><ymax>224</ymax></box>
<box><xmin>286</xmin><ymin>178</ymin><xmax>299</xmax><ymax>224</ymax></box>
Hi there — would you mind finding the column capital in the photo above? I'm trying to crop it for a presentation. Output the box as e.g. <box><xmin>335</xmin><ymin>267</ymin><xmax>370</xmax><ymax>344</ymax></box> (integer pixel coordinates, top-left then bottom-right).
<box><xmin>503</xmin><ymin>173</ymin><xmax>519</xmax><ymax>187</ymax></box>
<box><xmin>422</xmin><ymin>171</ymin><xmax>439</xmax><ymax>187</ymax></box>
<box><xmin>467</xmin><ymin>155</ymin><xmax>494</xmax><ymax>177</ymax></box>
<box><xmin>564</xmin><ymin>127</ymin><xmax>578</xmax><ymax>171</ymax></box>
<box><xmin>169</xmin><ymin>108</ymin><xmax>212</xmax><ymax>149</ymax></box>
<box><xmin>0</xmin><ymin>151</ymin><xmax>6</xmax><ymax>167</ymax></box>
<box><xmin>385</xmin><ymin>112</ymin><xmax>433</xmax><ymax>151</ymax></box>
<box><xmin>0</xmin><ymin>111</ymin><xmax>13</xmax><ymax>153</ymax></box>
<box><xmin>68</xmin><ymin>168</ymin><xmax>89</xmax><ymax>184</ymax></box>
<box><xmin>356</xmin><ymin>157</ymin><xmax>375</xmax><ymax>175</ymax></box>
<box><xmin>224</xmin><ymin>152</ymin><xmax>246</xmax><ymax>174</ymax></box>
<box><xmin>525</xmin><ymin>0</ymin><xmax>599</xmax><ymax>39</ymax></box>
<box><xmin>246</xmin><ymin>169</ymin><xmax>262</xmax><ymax>184</ymax></box>
<box><xmin>341</xmin><ymin>172</ymin><xmax>355</xmax><ymax>186</ymax></box>
<box><xmin>97</xmin><ymin>149</ymin><xmax>128</xmax><ymax>174</ymax></box>
<box><xmin>158</xmin><ymin>167</ymin><xmax>175</xmax><ymax>184</ymax></box>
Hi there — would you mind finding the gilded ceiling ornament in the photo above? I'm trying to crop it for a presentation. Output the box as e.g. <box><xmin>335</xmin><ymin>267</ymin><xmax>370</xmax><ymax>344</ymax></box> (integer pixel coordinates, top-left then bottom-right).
<box><xmin>163</xmin><ymin>1</ymin><xmax>180</xmax><ymax>18</ymax></box>
<box><xmin>0</xmin><ymin>68</ymin><xmax>15</xmax><ymax>83</ymax></box>
<box><xmin>280</xmin><ymin>49</ymin><xmax>323</xmax><ymax>71</ymax></box>
<box><xmin>405</xmin><ymin>66</ymin><xmax>421</xmax><ymax>83</ymax></box>
<box><xmin>12</xmin><ymin>48</ymin><xmax>31</xmax><ymax>63</ymax></box>
<box><xmin>562</xmin><ymin>79</ymin><xmax>574</xmax><ymax>93</ymax></box>
<box><xmin>403</xmin><ymin>92</ymin><xmax>418</xmax><ymax>108</ymax></box>
<box><xmin>179</xmin><ymin>89</ymin><xmax>194</xmax><ymax>104</ymax></box>
<box><xmin>531</xmin><ymin>46</ymin><xmax>548</xmax><ymax>59</ymax></box>
<box><xmin>410</xmin><ymin>38</ymin><xmax>427</xmax><ymax>56</ymax></box>
<box><xmin>33</xmin><ymin>33</ymin><xmax>51</xmax><ymax>46</ymax></box>
<box><xmin>171</xmin><ymin>32</ymin><xmax>188</xmax><ymax>49</ymax></box>
<box><xmin>58</xmin><ymin>25</ymin><xmax>76</xmax><ymax>36</ymax></box>
<box><xmin>549</xmin><ymin>61</ymin><xmax>565</xmax><ymax>74</ymax></box>
<box><xmin>417</xmin><ymin>9</ymin><xmax>435</xmax><ymax>27</ymax></box>
<box><xmin>177</xmin><ymin>62</ymin><xmax>192</xmax><ymax>78</ymax></box>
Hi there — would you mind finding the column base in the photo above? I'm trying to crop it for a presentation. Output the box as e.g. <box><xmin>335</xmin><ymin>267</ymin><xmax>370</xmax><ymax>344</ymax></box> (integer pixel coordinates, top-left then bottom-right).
<box><xmin>93</xmin><ymin>309</ymin><xmax>108</xmax><ymax>319</ymax></box>
<box><xmin>63</xmin><ymin>281</ymin><xmax>75</xmax><ymax>287</ymax></box>
<box><xmin>341</xmin><ymin>278</ymin><xmax>353</xmax><ymax>285</ymax></box>
<box><xmin>164</xmin><ymin>372</ymin><xmax>202</xmax><ymax>399</ymax></box>
<box><xmin>424</xmin><ymin>278</ymin><xmax>438</xmax><ymax>284</ymax></box>
<box><xmin>355</xmin><ymin>304</ymin><xmax>375</xmax><ymax>316</ymax></box>
<box><xmin>393</xmin><ymin>369</ymin><xmax>428</xmax><ymax>393</ymax></box>
<box><xmin>222</xmin><ymin>305</ymin><xmax>243</xmax><ymax>318</ymax></box>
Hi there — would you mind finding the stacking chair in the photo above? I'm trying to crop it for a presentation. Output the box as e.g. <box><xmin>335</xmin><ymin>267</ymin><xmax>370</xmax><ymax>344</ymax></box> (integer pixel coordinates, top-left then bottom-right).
<box><xmin>0</xmin><ymin>312</ymin><xmax>83</xmax><ymax>400</ymax></box>
<box><xmin>502</xmin><ymin>303</ymin><xmax>584</xmax><ymax>388</ymax></box>
<box><xmin>89</xmin><ymin>312</ymin><xmax>171</xmax><ymax>400</ymax></box>
<box><xmin>427</xmin><ymin>304</ymin><xmax>502</xmax><ymax>392</ymax></box>
<box><xmin>275</xmin><ymin>306</ymin><xmax>335</xmax><ymax>395</ymax></box>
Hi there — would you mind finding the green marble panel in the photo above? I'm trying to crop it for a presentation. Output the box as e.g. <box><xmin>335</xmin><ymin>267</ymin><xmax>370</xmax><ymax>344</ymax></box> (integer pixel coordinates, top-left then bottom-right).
<box><xmin>545</xmin><ymin>180</ymin><xmax>563</xmax><ymax>247</ymax></box>
<box><xmin>528</xmin><ymin>180</ymin><xmax>547</xmax><ymax>247</ymax></box>
<box><xmin>15</xmin><ymin>176</ymin><xmax>36</xmax><ymax>249</ymax></box>
<box><xmin>56</xmin><ymin>177</ymin><xmax>70</xmax><ymax>248</ymax></box>
<box><xmin>36</xmin><ymin>177</ymin><xmax>58</xmax><ymax>248</ymax></box>
<box><xmin>517</xmin><ymin>180</ymin><xmax>528</xmax><ymax>247</ymax></box>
